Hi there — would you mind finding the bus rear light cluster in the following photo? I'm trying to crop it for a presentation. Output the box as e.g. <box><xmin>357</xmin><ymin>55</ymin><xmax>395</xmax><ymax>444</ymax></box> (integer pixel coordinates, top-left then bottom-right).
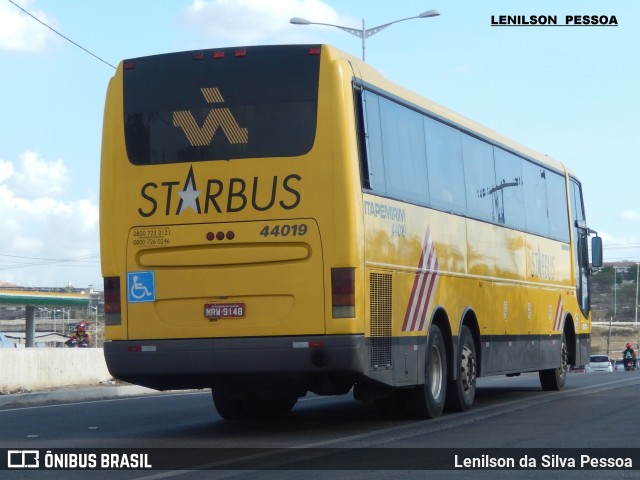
<box><xmin>127</xmin><ymin>345</ymin><xmax>156</xmax><ymax>353</ymax></box>
<box><xmin>206</xmin><ymin>231</ymin><xmax>235</xmax><ymax>241</ymax></box>
<box><xmin>331</xmin><ymin>267</ymin><xmax>355</xmax><ymax>318</ymax></box>
<box><xmin>104</xmin><ymin>276</ymin><xmax>122</xmax><ymax>326</ymax></box>
<box><xmin>188</xmin><ymin>49</ymin><xmax>248</xmax><ymax>61</ymax></box>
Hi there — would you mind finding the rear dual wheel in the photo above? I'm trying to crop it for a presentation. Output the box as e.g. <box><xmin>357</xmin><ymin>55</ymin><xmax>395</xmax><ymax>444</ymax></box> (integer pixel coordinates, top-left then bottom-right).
<box><xmin>446</xmin><ymin>325</ymin><xmax>477</xmax><ymax>412</ymax></box>
<box><xmin>212</xmin><ymin>389</ymin><xmax>246</xmax><ymax>419</ymax></box>
<box><xmin>539</xmin><ymin>333</ymin><xmax>567</xmax><ymax>391</ymax></box>
<box><xmin>402</xmin><ymin>323</ymin><xmax>448</xmax><ymax>419</ymax></box>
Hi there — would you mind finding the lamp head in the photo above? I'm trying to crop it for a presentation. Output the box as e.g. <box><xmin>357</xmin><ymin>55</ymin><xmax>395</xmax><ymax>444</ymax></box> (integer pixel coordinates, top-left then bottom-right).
<box><xmin>418</xmin><ymin>9</ymin><xmax>440</xmax><ymax>18</ymax></box>
<box><xmin>290</xmin><ymin>17</ymin><xmax>311</xmax><ymax>25</ymax></box>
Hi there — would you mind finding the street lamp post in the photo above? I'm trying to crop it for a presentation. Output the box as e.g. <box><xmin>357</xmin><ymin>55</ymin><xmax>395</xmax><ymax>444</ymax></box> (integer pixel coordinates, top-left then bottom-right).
<box><xmin>613</xmin><ymin>265</ymin><xmax>626</xmax><ymax>322</ymax></box>
<box><xmin>290</xmin><ymin>9</ymin><xmax>440</xmax><ymax>61</ymax></box>
<box><xmin>91</xmin><ymin>306</ymin><xmax>98</xmax><ymax>347</ymax></box>
<box><xmin>635</xmin><ymin>262</ymin><xmax>639</xmax><ymax>324</ymax></box>
<box><xmin>614</xmin><ymin>266</ymin><xmax>619</xmax><ymax>321</ymax></box>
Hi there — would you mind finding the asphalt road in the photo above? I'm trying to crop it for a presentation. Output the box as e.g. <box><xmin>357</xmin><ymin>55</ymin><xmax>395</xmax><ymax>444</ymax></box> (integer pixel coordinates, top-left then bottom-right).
<box><xmin>1</xmin><ymin>371</ymin><xmax>639</xmax><ymax>479</ymax></box>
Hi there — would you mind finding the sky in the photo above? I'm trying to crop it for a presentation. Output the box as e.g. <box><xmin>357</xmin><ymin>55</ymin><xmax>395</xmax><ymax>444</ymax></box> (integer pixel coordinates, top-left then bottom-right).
<box><xmin>0</xmin><ymin>0</ymin><xmax>638</xmax><ymax>289</ymax></box>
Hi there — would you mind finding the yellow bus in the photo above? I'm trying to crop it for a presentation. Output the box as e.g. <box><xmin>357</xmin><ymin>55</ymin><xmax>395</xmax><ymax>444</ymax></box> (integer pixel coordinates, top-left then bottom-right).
<box><xmin>100</xmin><ymin>44</ymin><xmax>602</xmax><ymax>419</ymax></box>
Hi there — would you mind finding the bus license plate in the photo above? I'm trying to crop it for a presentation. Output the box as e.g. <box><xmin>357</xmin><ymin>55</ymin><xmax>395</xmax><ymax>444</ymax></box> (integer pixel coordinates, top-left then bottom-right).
<box><xmin>204</xmin><ymin>303</ymin><xmax>245</xmax><ymax>319</ymax></box>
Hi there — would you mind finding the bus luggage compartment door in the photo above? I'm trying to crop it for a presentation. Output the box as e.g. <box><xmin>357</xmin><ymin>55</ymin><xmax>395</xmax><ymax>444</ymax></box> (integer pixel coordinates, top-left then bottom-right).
<box><xmin>125</xmin><ymin>220</ymin><xmax>324</xmax><ymax>339</ymax></box>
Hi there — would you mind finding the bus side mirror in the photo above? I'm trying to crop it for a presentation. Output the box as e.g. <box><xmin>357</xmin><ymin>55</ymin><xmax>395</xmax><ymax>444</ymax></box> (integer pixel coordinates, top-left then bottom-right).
<box><xmin>591</xmin><ymin>236</ymin><xmax>603</xmax><ymax>268</ymax></box>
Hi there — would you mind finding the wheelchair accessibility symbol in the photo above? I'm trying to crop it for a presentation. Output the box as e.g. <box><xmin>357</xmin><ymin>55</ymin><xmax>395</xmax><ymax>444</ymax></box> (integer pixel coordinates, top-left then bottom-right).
<box><xmin>127</xmin><ymin>271</ymin><xmax>156</xmax><ymax>303</ymax></box>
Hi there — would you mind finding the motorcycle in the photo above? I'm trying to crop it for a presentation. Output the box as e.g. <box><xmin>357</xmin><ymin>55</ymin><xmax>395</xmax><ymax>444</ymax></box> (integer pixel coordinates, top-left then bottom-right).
<box><xmin>65</xmin><ymin>337</ymin><xmax>89</xmax><ymax>348</ymax></box>
<box><xmin>623</xmin><ymin>355</ymin><xmax>635</xmax><ymax>371</ymax></box>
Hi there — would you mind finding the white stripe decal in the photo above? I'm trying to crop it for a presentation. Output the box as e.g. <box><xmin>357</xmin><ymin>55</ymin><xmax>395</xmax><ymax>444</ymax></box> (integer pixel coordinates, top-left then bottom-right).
<box><xmin>553</xmin><ymin>295</ymin><xmax>563</xmax><ymax>331</ymax></box>
<box><xmin>403</xmin><ymin>227</ymin><xmax>439</xmax><ymax>332</ymax></box>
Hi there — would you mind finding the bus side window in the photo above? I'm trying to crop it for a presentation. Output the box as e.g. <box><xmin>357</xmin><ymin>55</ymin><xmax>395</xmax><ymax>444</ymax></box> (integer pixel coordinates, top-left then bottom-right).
<box><xmin>360</xmin><ymin>90</ymin><xmax>386</xmax><ymax>193</ymax></box>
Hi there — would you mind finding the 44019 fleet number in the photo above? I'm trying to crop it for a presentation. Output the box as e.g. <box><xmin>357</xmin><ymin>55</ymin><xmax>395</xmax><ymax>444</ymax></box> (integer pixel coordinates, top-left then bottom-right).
<box><xmin>259</xmin><ymin>223</ymin><xmax>308</xmax><ymax>237</ymax></box>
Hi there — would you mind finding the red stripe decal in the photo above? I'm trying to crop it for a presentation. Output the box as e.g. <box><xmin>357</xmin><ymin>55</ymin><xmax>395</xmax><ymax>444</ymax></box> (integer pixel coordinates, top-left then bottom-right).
<box><xmin>403</xmin><ymin>227</ymin><xmax>439</xmax><ymax>332</ymax></box>
<box><xmin>553</xmin><ymin>295</ymin><xmax>563</xmax><ymax>331</ymax></box>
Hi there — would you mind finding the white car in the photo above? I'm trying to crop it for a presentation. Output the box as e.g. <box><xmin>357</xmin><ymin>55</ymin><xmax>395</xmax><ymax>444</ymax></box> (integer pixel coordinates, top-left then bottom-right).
<box><xmin>587</xmin><ymin>354</ymin><xmax>613</xmax><ymax>372</ymax></box>
<box><xmin>613</xmin><ymin>359</ymin><xmax>626</xmax><ymax>371</ymax></box>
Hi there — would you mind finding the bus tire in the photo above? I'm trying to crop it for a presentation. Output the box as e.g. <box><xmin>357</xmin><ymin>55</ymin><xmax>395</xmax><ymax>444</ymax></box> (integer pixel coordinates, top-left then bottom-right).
<box><xmin>446</xmin><ymin>325</ymin><xmax>477</xmax><ymax>412</ymax></box>
<box><xmin>402</xmin><ymin>323</ymin><xmax>447</xmax><ymax>419</ymax></box>
<box><xmin>539</xmin><ymin>333</ymin><xmax>568</xmax><ymax>391</ymax></box>
<box><xmin>212</xmin><ymin>389</ymin><xmax>247</xmax><ymax>420</ymax></box>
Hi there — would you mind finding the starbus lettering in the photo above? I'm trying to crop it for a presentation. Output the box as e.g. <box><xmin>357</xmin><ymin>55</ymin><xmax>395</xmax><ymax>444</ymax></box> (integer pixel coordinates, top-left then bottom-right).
<box><xmin>531</xmin><ymin>246</ymin><xmax>556</xmax><ymax>281</ymax></box>
<box><xmin>138</xmin><ymin>169</ymin><xmax>301</xmax><ymax>217</ymax></box>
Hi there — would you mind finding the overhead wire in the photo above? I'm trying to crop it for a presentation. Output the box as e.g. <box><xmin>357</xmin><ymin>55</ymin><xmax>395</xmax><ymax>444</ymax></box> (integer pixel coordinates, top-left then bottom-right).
<box><xmin>0</xmin><ymin>253</ymin><xmax>100</xmax><ymax>270</ymax></box>
<box><xmin>6</xmin><ymin>0</ymin><xmax>116</xmax><ymax>69</ymax></box>
<box><xmin>605</xmin><ymin>243</ymin><xmax>640</xmax><ymax>249</ymax></box>
<box><xmin>3</xmin><ymin>1</ymin><xmax>109</xmax><ymax>279</ymax></box>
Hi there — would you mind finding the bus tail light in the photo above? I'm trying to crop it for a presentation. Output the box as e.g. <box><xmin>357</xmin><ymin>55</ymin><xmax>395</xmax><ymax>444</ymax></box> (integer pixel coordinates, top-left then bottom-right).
<box><xmin>104</xmin><ymin>276</ymin><xmax>122</xmax><ymax>326</ymax></box>
<box><xmin>331</xmin><ymin>268</ymin><xmax>355</xmax><ymax>318</ymax></box>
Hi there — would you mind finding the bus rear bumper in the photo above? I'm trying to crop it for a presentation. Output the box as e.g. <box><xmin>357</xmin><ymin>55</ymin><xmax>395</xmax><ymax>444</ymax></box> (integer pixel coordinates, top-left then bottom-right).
<box><xmin>103</xmin><ymin>335</ymin><xmax>366</xmax><ymax>392</ymax></box>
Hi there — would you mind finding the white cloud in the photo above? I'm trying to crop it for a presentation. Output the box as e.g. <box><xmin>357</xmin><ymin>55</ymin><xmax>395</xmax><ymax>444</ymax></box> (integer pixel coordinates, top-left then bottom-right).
<box><xmin>600</xmin><ymin>230</ymin><xmax>640</xmax><ymax>263</ymax></box>
<box><xmin>176</xmin><ymin>0</ymin><xmax>345</xmax><ymax>44</ymax></box>
<box><xmin>8</xmin><ymin>150</ymin><xmax>68</xmax><ymax>197</ymax></box>
<box><xmin>0</xmin><ymin>150</ymin><xmax>99</xmax><ymax>286</ymax></box>
<box><xmin>0</xmin><ymin>159</ymin><xmax>14</xmax><ymax>182</ymax></box>
<box><xmin>0</xmin><ymin>0</ymin><xmax>58</xmax><ymax>53</ymax></box>
<box><xmin>621</xmin><ymin>210</ymin><xmax>640</xmax><ymax>223</ymax></box>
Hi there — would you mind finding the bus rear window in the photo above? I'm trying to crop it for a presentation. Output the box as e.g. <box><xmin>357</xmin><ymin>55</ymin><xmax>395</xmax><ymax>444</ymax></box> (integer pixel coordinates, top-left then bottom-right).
<box><xmin>123</xmin><ymin>45</ymin><xmax>321</xmax><ymax>165</ymax></box>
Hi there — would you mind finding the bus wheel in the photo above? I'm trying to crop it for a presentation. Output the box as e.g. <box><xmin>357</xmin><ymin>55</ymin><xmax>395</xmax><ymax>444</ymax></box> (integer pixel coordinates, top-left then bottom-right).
<box><xmin>402</xmin><ymin>323</ymin><xmax>447</xmax><ymax>419</ymax></box>
<box><xmin>212</xmin><ymin>389</ymin><xmax>247</xmax><ymax>420</ymax></box>
<box><xmin>446</xmin><ymin>325</ymin><xmax>477</xmax><ymax>412</ymax></box>
<box><xmin>539</xmin><ymin>333</ymin><xmax>568</xmax><ymax>391</ymax></box>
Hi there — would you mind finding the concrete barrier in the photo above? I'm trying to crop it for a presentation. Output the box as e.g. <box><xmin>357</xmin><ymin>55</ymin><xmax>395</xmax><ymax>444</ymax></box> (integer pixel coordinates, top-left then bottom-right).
<box><xmin>0</xmin><ymin>348</ymin><xmax>112</xmax><ymax>392</ymax></box>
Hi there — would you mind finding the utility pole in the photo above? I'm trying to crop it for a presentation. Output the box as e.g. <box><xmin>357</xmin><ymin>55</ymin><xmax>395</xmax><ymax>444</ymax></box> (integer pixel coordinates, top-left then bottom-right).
<box><xmin>635</xmin><ymin>262</ymin><xmax>639</xmax><ymax>324</ymax></box>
